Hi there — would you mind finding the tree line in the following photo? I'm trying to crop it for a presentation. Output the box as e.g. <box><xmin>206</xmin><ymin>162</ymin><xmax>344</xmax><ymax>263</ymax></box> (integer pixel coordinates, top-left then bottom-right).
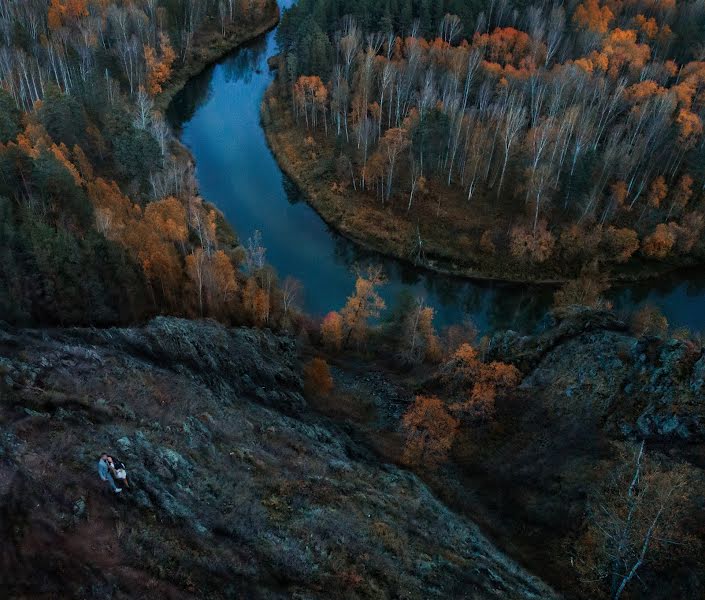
<box><xmin>274</xmin><ymin>0</ymin><xmax>705</xmax><ymax>271</ymax></box>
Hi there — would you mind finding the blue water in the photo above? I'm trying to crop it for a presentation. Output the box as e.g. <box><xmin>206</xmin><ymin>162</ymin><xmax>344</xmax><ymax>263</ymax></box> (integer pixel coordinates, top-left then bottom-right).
<box><xmin>168</xmin><ymin>2</ymin><xmax>705</xmax><ymax>335</ymax></box>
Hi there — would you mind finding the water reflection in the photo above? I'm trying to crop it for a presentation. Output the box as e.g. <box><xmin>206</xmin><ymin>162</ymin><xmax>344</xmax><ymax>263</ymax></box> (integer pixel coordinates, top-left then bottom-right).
<box><xmin>168</xmin><ymin>66</ymin><xmax>214</xmax><ymax>128</ymax></box>
<box><xmin>168</xmin><ymin>3</ymin><xmax>705</xmax><ymax>335</ymax></box>
<box><xmin>220</xmin><ymin>36</ymin><xmax>268</xmax><ymax>85</ymax></box>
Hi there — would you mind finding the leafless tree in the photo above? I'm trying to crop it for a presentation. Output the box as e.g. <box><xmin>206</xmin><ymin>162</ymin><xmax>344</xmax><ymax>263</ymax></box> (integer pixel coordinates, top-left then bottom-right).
<box><xmin>245</xmin><ymin>230</ymin><xmax>267</xmax><ymax>273</ymax></box>
<box><xmin>281</xmin><ymin>277</ymin><xmax>303</xmax><ymax>314</ymax></box>
<box><xmin>439</xmin><ymin>13</ymin><xmax>462</xmax><ymax>45</ymax></box>
<box><xmin>545</xmin><ymin>4</ymin><xmax>566</xmax><ymax>67</ymax></box>
<box><xmin>497</xmin><ymin>91</ymin><xmax>527</xmax><ymax>197</ymax></box>
<box><xmin>575</xmin><ymin>442</ymin><xmax>692</xmax><ymax>600</ymax></box>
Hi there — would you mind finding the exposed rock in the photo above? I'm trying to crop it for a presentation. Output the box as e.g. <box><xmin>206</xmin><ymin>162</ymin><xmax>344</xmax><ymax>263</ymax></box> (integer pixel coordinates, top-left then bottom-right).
<box><xmin>493</xmin><ymin>308</ymin><xmax>705</xmax><ymax>441</ymax></box>
<box><xmin>0</xmin><ymin>318</ymin><xmax>557</xmax><ymax>600</ymax></box>
<box><xmin>692</xmin><ymin>355</ymin><xmax>705</xmax><ymax>394</ymax></box>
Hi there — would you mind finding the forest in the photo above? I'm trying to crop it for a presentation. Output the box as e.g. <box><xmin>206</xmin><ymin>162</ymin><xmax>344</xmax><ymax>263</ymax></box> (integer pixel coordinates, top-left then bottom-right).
<box><xmin>0</xmin><ymin>2</ymin><xmax>703</xmax><ymax>600</ymax></box>
<box><xmin>0</xmin><ymin>0</ymin><xmax>277</xmax><ymax>326</ymax></box>
<box><xmin>270</xmin><ymin>0</ymin><xmax>705</xmax><ymax>277</ymax></box>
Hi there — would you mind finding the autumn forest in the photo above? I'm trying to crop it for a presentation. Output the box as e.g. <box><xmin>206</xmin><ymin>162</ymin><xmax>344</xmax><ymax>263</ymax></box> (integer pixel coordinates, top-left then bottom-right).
<box><xmin>268</xmin><ymin>0</ymin><xmax>705</xmax><ymax>278</ymax></box>
<box><xmin>0</xmin><ymin>0</ymin><xmax>276</xmax><ymax>326</ymax></box>
<box><xmin>1</xmin><ymin>2</ymin><xmax>705</xmax><ymax>600</ymax></box>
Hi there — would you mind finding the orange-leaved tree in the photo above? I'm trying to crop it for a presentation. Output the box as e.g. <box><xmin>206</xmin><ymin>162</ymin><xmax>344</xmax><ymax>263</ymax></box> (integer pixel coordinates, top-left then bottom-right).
<box><xmin>402</xmin><ymin>395</ymin><xmax>459</xmax><ymax>468</ymax></box>
<box><xmin>641</xmin><ymin>223</ymin><xmax>675</xmax><ymax>259</ymax></box>
<box><xmin>340</xmin><ymin>266</ymin><xmax>386</xmax><ymax>348</ymax></box>
<box><xmin>573</xmin><ymin>0</ymin><xmax>614</xmax><ymax>34</ymax></box>
<box><xmin>321</xmin><ymin>311</ymin><xmax>344</xmax><ymax>351</ymax></box>
<box><xmin>304</xmin><ymin>358</ymin><xmax>334</xmax><ymax>397</ymax></box>
<box><xmin>442</xmin><ymin>343</ymin><xmax>521</xmax><ymax>421</ymax></box>
<box><xmin>48</xmin><ymin>0</ymin><xmax>88</xmax><ymax>30</ymax></box>
<box><xmin>144</xmin><ymin>33</ymin><xmax>177</xmax><ymax>96</ymax></box>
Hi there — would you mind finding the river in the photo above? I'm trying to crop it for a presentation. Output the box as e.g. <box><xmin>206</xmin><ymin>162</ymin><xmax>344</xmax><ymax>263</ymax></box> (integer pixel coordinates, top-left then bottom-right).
<box><xmin>167</xmin><ymin>2</ymin><xmax>705</xmax><ymax>334</ymax></box>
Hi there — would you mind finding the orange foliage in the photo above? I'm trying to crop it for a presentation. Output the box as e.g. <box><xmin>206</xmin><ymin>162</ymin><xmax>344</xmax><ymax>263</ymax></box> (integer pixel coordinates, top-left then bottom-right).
<box><xmin>672</xmin><ymin>175</ymin><xmax>694</xmax><ymax>212</ymax></box>
<box><xmin>15</xmin><ymin>123</ymin><xmax>51</xmax><ymax>158</ymax></box>
<box><xmin>474</xmin><ymin>27</ymin><xmax>540</xmax><ymax>77</ymax></box>
<box><xmin>602</xmin><ymin>226</ymin><xmax>639</xmax><ymax>263</ymax></box>
<box><xmin>446</xmin><ymin>343</ymin><xmax>479</xmax><ymax>385</ymax></box>
<box><xmin>610</xmin><ymin>181</ymin><xmax>628</xmax><ymax>208</ymax></box>
<box><xmin>480</xmin><ymin>230</ymin><xmax>497</xmax><ymax>255</ymax></box>
<box><xmin>320</xmin><ymin>311</ymin><xmax>344</xmax><ymax>351</ymax></box>
<box><xmin>573</xmin><ymin>0</ymin><xmax>614</xmax><ymax>34</ymax></box>
<box><xmin>634</xmin><ymin>14</ymin><xmax>658</xmax><ymax>39</ymax></box>
<box><xmin>624</xmin><ymin>80</ymin><xmax>665</xmax><ymax>105</ymax></box>
<box><xmin>642</xmin><ymin>223</ymin><xmax>676</xmax><ymax>258</ymax></box>
<box><xmin>600</xmin><ymin>29</ymin><xmax>651</xmax><ymax>78</ymax></box>
<box><xmin>647</xmin><ymin>176</ymin><xmax>668</xmax><ymax>209</ymax></box>
<box><xmin>676</xmin><ymin>110</ymin><xmax>703</xmax><ymax>147</ymax></box>
<box><xmin>402</xmin><ymin>395</ymin><xmax>459</xmax><ymax>468</ymax></box>
<box><xmin>340</xmin><ymin>268</ymin><xmax>386</xmax><ymax>348</ymax></box>
<box><xmin>144</xmin><ymin>197</ymin><xmax>188</xmax><ymax>244</ymax></box>
<box><xmin>132</xmin><ymin>224</ymin><xmax>183</xmax><ymax>295</ymax></box>
<box><xmin>49</xmin><ymin>142</ymin><xmax>82</xmax><ymax>186</ymax></box>
<box><xmin>209</xmin><ymin>250</ymin><xmax>238</xmax><ymax>304</ymax></box>
<box><xmin>452</xmin><ymin>360</ymin><xmax>521</xmax><ymax>420</ymax></box>
<box><xmin>144</xmin><ymin>34</ymin><xmax>176</xmax><ymax>96</ymax></box>
<box><xmin>87</xmin><ymin>178</ymin><xmax>140</xmax><ymax>239</ymax></box>
<box><xmin>96</xmin><ymin>194</ymin><xmax>190</xmax><ymax>303</ymax></box>
<box><xmin>71</xmin><ymin>145</ymin><xmax>93</xmax><ymax>181</ymax></box>
<box><xmin>572</xmin><ymin>57</ymin><xmax>595</xmax><ymax>75</ymax></box>
<box><xmin>187</xmin><ymin>248</ymin><xmax>238</xmax><ymax>315</ymax></box>
<box><xmin>510</xmin><ymin>221</ymin><xmax>556</xmax><ymax>263</ymax></box>
<box><xmin>243</xmin><ymin>276</ymin><xmax>270</xmax><ymax>325</ymax></box>
<box><xmin>631</xmin><ymin>304</ymin><xmax>669</xmax><ymax>337</ymax></box>
<box><xmin>48</xmin><ymin>0</ymin><xmax>88</xmax><ymax>29</ymax></box>
<box><xmin>304</xmin><ymin>358</ymin><xmax>334</xmax><ymax>397</ymax></box>
<box><xmin>672</xmin><ymin>213</ymin><xmax>704</xmax><ymax>253</ymax></box>
<box><xmin>554</xmin><ymin>276</ymin><xmax>610</xmax><ymax>309</ymax></box>
<box><xmin>293</xmin><ymin>76</ymin><xmax>328</xmax><ymax>128</ymax></box>
<box><xmin>443</xmin><ymin>343</ymin><xmax>521</xmax><ymax>421</ymax></box>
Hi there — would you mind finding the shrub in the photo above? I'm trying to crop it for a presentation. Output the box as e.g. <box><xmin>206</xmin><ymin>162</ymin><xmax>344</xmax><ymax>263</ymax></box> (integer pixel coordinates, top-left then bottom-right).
<box><xmin>631</xmin><ymin>304</ymin><xmax>669</xmax><ymax>337</ymax></box>
<box><xmin>304</xmin><ymin>358</ymin><xmax>333</xmax><ymax>397</ymax></box>
<box><xmin>554</xmin><ymin>276</ymin><xmax>610</xmax><ymax>309</ymax></box>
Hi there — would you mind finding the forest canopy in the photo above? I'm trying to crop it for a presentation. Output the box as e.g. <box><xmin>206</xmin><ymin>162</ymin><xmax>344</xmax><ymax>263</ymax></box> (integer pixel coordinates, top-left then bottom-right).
<box><xmin>0</xmin><ymin>0</ymin><xmax>278</xmax><ymax>326</ymax></box>
<box><xmin>272</xmin><ymin>0</ymin><xmax>705</xmax><ymax>276</ymax></box>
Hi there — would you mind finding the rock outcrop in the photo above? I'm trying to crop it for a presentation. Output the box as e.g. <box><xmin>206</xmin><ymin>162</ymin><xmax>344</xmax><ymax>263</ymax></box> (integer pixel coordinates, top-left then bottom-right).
<box><xmin>489</xmin><ymin>307</ymin><xmax>705</xmax><ymax>441</ymax></box>
<box><xmin>0</xmin><ymin>318</ymin><xmax>557</xmax><ymax>599</ymax></box>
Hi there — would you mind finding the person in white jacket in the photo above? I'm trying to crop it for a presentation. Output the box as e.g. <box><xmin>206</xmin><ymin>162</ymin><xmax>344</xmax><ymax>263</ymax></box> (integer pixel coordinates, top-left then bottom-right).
<box><xmin>97</xmin><ymin>453</ymin><xmax>122</xmax><ymax>493</ymax></box>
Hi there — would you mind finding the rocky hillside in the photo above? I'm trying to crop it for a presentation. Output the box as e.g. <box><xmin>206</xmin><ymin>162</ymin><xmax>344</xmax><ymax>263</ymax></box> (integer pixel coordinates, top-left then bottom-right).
<box><xmin>0</xmin><ymin>318</ymin><xmax>557</xmax><ymax>599</ymax></box>
<box><xmin>488</xmin><ymin>307</ymin><xmax>705</xmax><ymax>442</ymax></box>
<box><xmin>327</xmin><ymin>308</ymin><xmax>705</xmax><ymax>599</ymax></box>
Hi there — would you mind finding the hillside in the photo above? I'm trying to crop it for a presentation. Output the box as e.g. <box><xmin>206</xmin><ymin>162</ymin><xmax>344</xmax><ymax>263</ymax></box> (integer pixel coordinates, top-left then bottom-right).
<box><xmin>1</xmin><ymin>2</ymin><xmax>704</xmax><ymax>598</ymax></box>
<box><xmin>0</xmin><ymin>317</ymin><xmax>557</xmax><ymax>599</ymax></box>
<box><xmin>1</xmin><ymin>312</ymin><xmax>703</xmax><ymax>598</ymax></box>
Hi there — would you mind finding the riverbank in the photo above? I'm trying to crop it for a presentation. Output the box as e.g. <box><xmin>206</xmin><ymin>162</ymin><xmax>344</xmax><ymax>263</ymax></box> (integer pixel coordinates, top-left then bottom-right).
<box><xmin>261</xmin><ymin>89</ymin><xmax>703</xmax><ymax>286</ymax></box>
<box><xmin>155</xmin><ymin>2</ymin><xmax>280</xmax><ymax>112</ymax></box>
<box><xmin>156</xmin><ymin>2</ymin><xmax>280</xmax><ymax>250</ymax></box>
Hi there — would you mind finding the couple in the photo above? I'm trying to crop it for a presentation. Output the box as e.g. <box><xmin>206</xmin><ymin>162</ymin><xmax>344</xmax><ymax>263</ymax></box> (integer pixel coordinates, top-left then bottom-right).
<box><xmin>98</xmin><ymin>453</ymin><xmax>129</xmax><ymax>494</ymax></box>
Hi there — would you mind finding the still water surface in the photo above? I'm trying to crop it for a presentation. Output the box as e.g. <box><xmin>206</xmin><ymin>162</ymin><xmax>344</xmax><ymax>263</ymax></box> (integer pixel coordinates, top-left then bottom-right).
<box><xmin>168</xmin><ymin>3</ymin><xmax>705</xmax><ymax>334</ymax></box>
